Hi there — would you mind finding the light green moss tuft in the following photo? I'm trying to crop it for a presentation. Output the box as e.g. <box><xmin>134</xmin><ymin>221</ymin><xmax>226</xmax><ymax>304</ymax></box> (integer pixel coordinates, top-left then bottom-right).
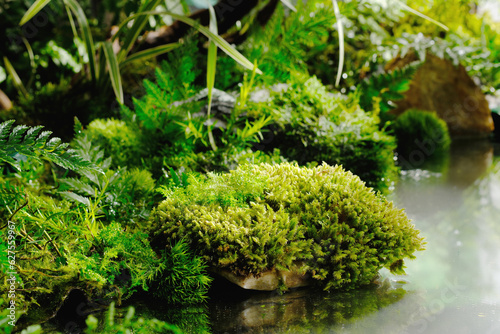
<box><xmin>83</xmin><ymin>118</ymin><xmax>142</xmax><ymax>168</ymax></box>
<box><xmin>149</xmin><ymin>162</ymin><xmax>425</xmax><ymax>291</ymax></box>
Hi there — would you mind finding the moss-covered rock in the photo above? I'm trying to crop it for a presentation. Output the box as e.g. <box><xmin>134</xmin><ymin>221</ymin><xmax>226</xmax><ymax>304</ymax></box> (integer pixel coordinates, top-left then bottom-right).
<box><xmin>149</xmin><ymin>162</ymin><xmax>424</xmax><ymax>291</ymax></box>
<box><xmin>393</xmin><ymin>109</ymin><xmax>451</xmax><ymax>169</ymax></box>
<box><xmin>257</xmin><ymin>76</ymin><xmax>397</xmax><ymax>193</ymax></box>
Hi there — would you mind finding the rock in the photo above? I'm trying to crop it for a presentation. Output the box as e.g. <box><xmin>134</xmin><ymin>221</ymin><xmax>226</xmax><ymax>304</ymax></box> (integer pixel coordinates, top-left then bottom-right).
<box><xmin>386</xmin><ymin>53</ymin><xmax>494</xmax><ymax>138</ymax></box>
<box><xmin>212</xmin><ymin>264</ymin><xmax>311</xmax><ymax>291</ymax></box>
<box><xmin>492</xmin><ymin>112</ymin><xmax>500</xmax><ymax>141</ymax></box>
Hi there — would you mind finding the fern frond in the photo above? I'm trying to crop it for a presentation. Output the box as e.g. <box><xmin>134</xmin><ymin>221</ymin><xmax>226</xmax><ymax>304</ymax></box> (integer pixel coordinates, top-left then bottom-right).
<box><xmin>133</xmin><ymin>97</ymin><xmax>157</xmax><ymax>130</ymax></box>
<box><xmin>143</xmin><ymin>79</ymin><xmax>169</xmax><ymax>109</ymax></box>
<box><xmin>0</xmin><ymin>120</ymin><xmax>100</xmax><ymax>173</ymax></box>
<box><xmin>358</xmin><ymin>61</ymin><xmax>422</xmax><ymax>113</ymax></box>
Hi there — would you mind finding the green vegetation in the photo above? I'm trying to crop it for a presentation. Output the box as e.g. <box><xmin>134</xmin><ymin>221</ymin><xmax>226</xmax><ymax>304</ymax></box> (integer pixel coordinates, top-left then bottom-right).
<box><xmin>257</xmin><ymin>75</ymin><xmax>397</xmax><ymax>192</ymax></box>
<box><xmin>1</xmin><ymin>0</ymin><xmax>498</xmax><ymax>331</ymax></box>
<box><xmin>149</xmin><ymin>163</ymin><xmax>425</xmax><ymax>291</ymax></box>
<box><xmin>85</xmin><ymin>302</ymin><xmax>182</xmax><ymax>334</ymax></box>
<box><xmin>0</xmin><ymin>121</ymin><xmax>210</xmax><ymax>330</ymax></box>
<box><xmin>393</xmin><ymin>109</ymin><xmax>451</xmax><ymax>167</ymax></box>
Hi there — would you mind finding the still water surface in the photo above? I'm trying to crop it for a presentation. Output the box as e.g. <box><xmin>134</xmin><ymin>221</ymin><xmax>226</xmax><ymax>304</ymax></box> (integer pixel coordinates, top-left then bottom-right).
<box><xmin>207</xmin><ymin>140</ymin><xmax>500</xmax><ymax>333</ymax></box>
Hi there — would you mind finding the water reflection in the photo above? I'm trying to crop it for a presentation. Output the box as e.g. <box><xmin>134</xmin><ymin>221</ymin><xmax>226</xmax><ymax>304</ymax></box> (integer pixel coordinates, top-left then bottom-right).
<box><xmin>385</xmin><ymin>141</ymin><xmax>500</xmax><ymax>334</ymax></box>
<box><xmin>207</xmin><ymin>140</ymin><xmax>500</xmax><ymax>333</ymax></box>
<box><xmin>209</xmin><ymin>282</ymin><xmax>407</xmax><ymax>334</ymax></box>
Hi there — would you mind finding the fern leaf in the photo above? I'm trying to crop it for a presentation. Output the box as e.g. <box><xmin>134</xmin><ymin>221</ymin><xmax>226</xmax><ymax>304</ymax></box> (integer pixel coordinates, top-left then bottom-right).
<box><xmin>143</xmin><ymin>79</ymin><xmax>169</xmax><ymax>109</ymax></box>
<box><xmin>34</xmin><ymin>131</ymin><xmax>53</xmax><ymax>149</ymax></box>
<box><xmin>358</xmin><ymin>62</ymin><xmax>422</xmax><ymax>113</ymax></box>
<box><xmin>0</xmin><ymin>120</ymin><xmax>100</xmax><ymax>173</ymax></box>
<box><xmin>9</xmin><ymin>125</ymin><xmax>29</xmax><ymax>145</ymax></box>
<box><xmin>60</xmin><ymin>177</ymin><xmax>96</xmax><ymax>197</ymax></box>
<box><xmin>60</xmin><ymin>191</ymin><xmax>91</xmax><ymax>207</ymax></box>
<box><xmin>23</xmin><ymin>125</ymin><xmax>44</xmax><ymax>147</ymax></box>
<box><xmin>154</xmin><ymin>67</ymin><xmax>172</xmax><ymax>93</ymax></box>
<box><xmin>0</xmin><ymin>120</ymin><xmax>15</xmax><ymax>143</ymax></box>
<box><xmin>133</xmin><ymin>97</ymin><xmax>157</xmax><ymax>130</ymax></box>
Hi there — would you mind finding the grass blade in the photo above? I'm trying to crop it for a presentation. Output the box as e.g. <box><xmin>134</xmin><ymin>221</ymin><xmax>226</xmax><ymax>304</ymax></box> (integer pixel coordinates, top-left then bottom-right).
<box><xmin>280</xmin><ymin>0</ymin><xmax>297</xmax><ymax>12</ymax></box>
<box><xmin>206</xmin><ymin>3</ymin><xmax>218</xmax><ymax>151</ymax></box>
<box><xmin>394</xmin><ymin>0</ymin><xmax>449</xmax><ymax>31</ymax></box>
<box><xmin>21</xmin><ymin>37</ymin><xmax>36</xmax><ymax>89</ymax></box>
<box><xmin>3</xmin><ymin>57</ymin><xmax>28</xmax><ymax>98</ymax></box>
<box><xmin>102</xmin><ymin>41</ymin><xmax>124</xmax><ymax>104</ymax></box>
<box><xmin>121</xmin><ymin>43</ymin><xmax>180</xmax><ymax>66</ymax></box>
<box><xmin>113</xmin><ymin>10</ymin><xmax>262</xmax><ymax>74</ymax></box>
<box><xmin>63</xmin><ymin>0</ymin><xmax>97</xmax><ymax>82</ymax></box>
<box><xmin>19</xmin><ymin>0</ymin><xmax>51</xmax><ymax>26</ymax></box>
<box><xmin>331</xmin><ymin>0</ymin><xmax>344</xmax><ymax>87</ymax></box>
<box><xmin>118</xmin><ymin>0</ymin><xmax>163</xmax><ymax>62</ymax></box>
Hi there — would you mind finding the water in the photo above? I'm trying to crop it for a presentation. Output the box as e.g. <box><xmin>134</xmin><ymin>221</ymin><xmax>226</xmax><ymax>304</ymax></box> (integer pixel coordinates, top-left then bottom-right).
<box><xmin>206</xmin><ymin>140</ymin><xmax>500</xmax><ymax>333</ymax></box>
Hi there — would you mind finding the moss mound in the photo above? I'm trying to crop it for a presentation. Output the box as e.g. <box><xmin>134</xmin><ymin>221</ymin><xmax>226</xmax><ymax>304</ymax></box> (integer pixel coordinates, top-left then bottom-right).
<box><xmin>83</xmin><ymin>118</ymin><xmax>142</xmax><ymax>169</ymax></box>
<box><xmin>260</xmin><ymin>76</ymin><xmax>397</xmax><ymax>193</ymax></box>
<box><xmin>149</xmin><ymin>162</ymin><xmax>424</xmax><ymax>291</ymax></box>
<box><xmin>393</xmin><ymin>109</ymin><xmax>451</xmax><ymax>167</ymax></box>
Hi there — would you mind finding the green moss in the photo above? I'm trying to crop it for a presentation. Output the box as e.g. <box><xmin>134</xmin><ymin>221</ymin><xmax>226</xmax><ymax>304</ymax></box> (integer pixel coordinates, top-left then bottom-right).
<box><xmin>393</xmin><ymin>109</ymin><xmax>451</xmax><ymax>168</ymax></box>
<box><xmin>85</xmin><ymin>302</ymin><xmax>182</xmax><ymax>334</ymax></box>
<box><xmin>83</xmin><ymin>118</ymin><xmax>142</xmax><ymax>169</ymax></box>
<box><xmin>149</xmin><ymin>162</ymin><xmax>425</xmax><ymax>291</ymax></box>
<box><xmin>260</xmin><ymin>76</ymin><xmax>397</xmax><ymax>192</ymax></box>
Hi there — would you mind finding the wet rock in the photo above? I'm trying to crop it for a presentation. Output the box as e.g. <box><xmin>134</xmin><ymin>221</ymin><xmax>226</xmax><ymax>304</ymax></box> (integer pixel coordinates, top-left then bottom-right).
<box><xmin>386</xmin><ymin>53</ymin><xmax>494</xmax><ymax>138</ymax></box>
<box><xmin>212</xmin><ymin>264</ymin><xmax>311</xmax><ymax>291</ymax></box>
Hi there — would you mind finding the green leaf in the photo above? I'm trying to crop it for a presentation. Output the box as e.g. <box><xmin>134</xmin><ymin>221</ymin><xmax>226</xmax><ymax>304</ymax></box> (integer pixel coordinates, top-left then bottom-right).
<box><xmin>3</xmin><ymin>57</ymin><xmax>28</xmax><ymax>97</ymax></box>
<box><xmin>121</xmin><ymin>43</ymin><xmax>180</xmax><ymax>66</ymax></box>
<box><xmin>19</xmin><ymin>0</ymin><xmax>52</xmax><ymax>26</ymax></box>
<box><xmin>63</xmin><ymin>0</ymin><xmax>97</xmax><ymax>82</ymax></box>
<box><xmin>206</xmin><ymin>3</ymin><xmax>218</xmax><ymax>151</ymax></box>
<box><xmin>0</xmin><ymin>119</ymin><xmax>15</xmax><ymax>143</ymax></box>
<box><xmin>60</xmin><ymin>191</ymin><xmax>91</xmax><ymax>207</ymax></box>
<box><xmin>331</xmin><ymin>0</ymin><xmax>344</xmax><ymax>87</ymax></box>
<box><xmin>102</xmin><ymin>41</ymin><xmax>124</xmax><ymax>104</ymax></box>
<box><xmin>0</xmin><ymin>120</ymin><xmax>100</xmax><ymax>172</ymax></box>
<box><xmin>117</xmin><ymin>0</ymin><xmax>163</xmax><ymax>62</ymax></box>
<box><xmin>113</xmin><ymin>10</ymin><xmax>262</xmax><ymax>74</ymax></box>
<box><xmin>394</xmin><ymin>0</ymin><xmax>449</xmax><ymax>31</ymax></box>
<box><xmin>0</xmin><ymin>65</ymin><xmax>6</xmax><ymax>83</ymax></box>
<box><xmin>280</xmin><ymin>0</ymin><xmax>297</xmax><ymax>12</ymax></box>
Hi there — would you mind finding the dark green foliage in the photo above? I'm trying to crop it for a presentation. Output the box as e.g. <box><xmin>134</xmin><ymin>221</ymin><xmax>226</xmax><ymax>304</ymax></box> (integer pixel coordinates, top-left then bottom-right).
<box><xmin>116</xmin><ymin>40</ymin><xmax>277</xmax><ymax>176</ymax></box>
<box><xmin>260</xmin><ymin>75</ymin><xmax>397</xmax><ymax>192</ymax></box>
<box><xmin>0</xmin><ymin>78</ymin><xmax>114</xmax><ymax>139</ymax></box>
<box><xmin>0</xmin><ymin>131</ymin><xmax>210</xmax><ymax>328</ymax></box>
<box><xmin>61</xmin><ymin>135</ymin><xmax>156</xmax><ymax>225</ymax></box>
<box><xmin>85</xmin><ymin>302</ymin><xmax>182</xmax><ymax>334</ymax></box>
<box><xmin>393</xmin><ymin>109</ymin><xmax>451</xmax><ymax>166</ymax></box>
<box><xmin>149</xmin><ymin>240</ymin><xmax>212</xmax><ymax>305</ymax></box>
<box><xmin>358</xmin><ymin>62</ymin><xmax>421</xmax><ymax>114</ymax></box>
<box><xmin>0</xmin><ymin>119</ymin><xmax>98</xmax><ymax>172</ymax></box>
<box><xmin>149</xmin><ymin>162</ymin><xmax>425</xmax><ymax>291</ymax></box>
<box><xmin>67</xmin><ymin>223</ymin><xmax>158</xmax><ymax>300</ymax></box>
